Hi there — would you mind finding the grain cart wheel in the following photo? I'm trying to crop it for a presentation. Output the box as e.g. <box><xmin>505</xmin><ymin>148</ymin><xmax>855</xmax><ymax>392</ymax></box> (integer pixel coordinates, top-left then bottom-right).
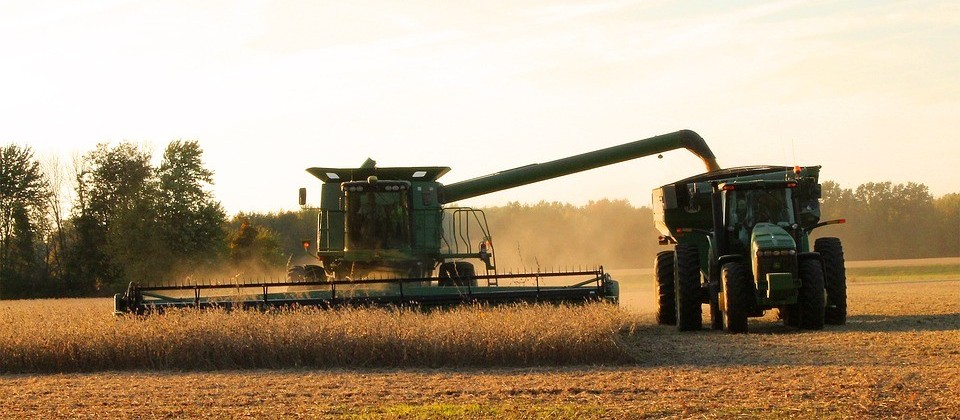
<box><xmin>721</xmin><ymin>262</ymin><xmax>751</xmax><ymax>334</ymax></box>
<box><xmin>287</xmin><ymin>265</ymin><xmax>306</xmax><ymax>282</ymax></box>
<box><xmin>816</xmin><ymin>237</ymin><xmax>847</xmax><ymax>325</ymax></box>
<box><xmin>654</xmin><ymin>251</ymin><xmax>677</xmax><ymax>325</ymax></box>
<box><xmin>674</xmin><ymin>243</ymin><xmax>702</xmax><ymax>331</ymax></box>
<box><xmin>797</xmin><ymin>258</ymin><xmax>826</xmax><ymax>330</ymax></box>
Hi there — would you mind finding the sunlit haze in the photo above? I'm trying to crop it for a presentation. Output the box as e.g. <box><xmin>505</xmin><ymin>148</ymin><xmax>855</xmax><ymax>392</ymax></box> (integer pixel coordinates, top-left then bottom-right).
<box><xmin>2</xmin><ymin>0</ymin><xmax>957</xmax><ymax>214</ymax></box>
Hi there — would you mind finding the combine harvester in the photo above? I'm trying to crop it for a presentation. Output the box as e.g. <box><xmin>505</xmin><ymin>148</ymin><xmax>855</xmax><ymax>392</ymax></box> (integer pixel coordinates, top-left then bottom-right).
<box><xmin>652</xmin><ymin>165</ymin><xmax>847</xmax><ymax>333</ymax></box>
<box><xmin>115</xmin><ymin>130</ymin><xmax>719</xmax><ymax>314</ymax></box>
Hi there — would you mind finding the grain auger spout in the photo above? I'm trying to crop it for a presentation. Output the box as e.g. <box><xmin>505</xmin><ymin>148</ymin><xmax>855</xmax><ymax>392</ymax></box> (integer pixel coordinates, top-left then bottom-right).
<box><xmin>441</xmin><ymin>129</ymin><xmax>720</xmax><ymax>203</ymax></box>
<box><xmin>115</xmin><ymin>130</ymin><xmax>716</xmax><ymax>314</ymax></box>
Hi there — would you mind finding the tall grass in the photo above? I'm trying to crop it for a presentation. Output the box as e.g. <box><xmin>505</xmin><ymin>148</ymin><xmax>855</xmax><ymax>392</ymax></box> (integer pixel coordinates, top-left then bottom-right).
<box><xmin>0</xmin><ymin>299</ymin><xmax>634</xmax><ymax>373</ymax></box>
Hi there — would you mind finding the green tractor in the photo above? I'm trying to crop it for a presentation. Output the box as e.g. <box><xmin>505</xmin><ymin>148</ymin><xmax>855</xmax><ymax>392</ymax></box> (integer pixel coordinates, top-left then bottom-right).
<box><xmin>652</xmin><ymin>166</ymin><xmax>847</xmax><ymax>333</ymax></box>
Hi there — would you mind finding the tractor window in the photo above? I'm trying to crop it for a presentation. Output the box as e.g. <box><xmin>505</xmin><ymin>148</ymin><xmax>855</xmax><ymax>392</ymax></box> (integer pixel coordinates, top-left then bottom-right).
<box><xmin>726</xmin><ymin>188</ymin><xmax>795</xmax><ymax>229</ymax></box>
<box><xmin>345</xmin><ymin>190</ymin><xmax>411</xmax><ymax>250</ymax></box>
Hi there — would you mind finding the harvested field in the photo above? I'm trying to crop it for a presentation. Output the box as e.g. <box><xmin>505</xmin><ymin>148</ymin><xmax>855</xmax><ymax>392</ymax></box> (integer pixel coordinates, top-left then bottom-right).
<box><xmin>1</xmin><ymin>263</ymin><xmax>958</xmax><ymax>418</ymax></box>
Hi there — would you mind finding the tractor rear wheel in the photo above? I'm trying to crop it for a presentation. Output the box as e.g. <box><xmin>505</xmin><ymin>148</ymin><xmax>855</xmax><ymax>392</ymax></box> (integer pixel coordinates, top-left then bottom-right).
<box><xmin>816</xmin><ymin>237</ymin><xmax>847</xmax><ymax>325</ymax></box>
<box><xmin>654</xmin><ymin>251</ymin><xmax>676</xmax><ymax>325</ymax></box>
<box><xmin>797</xmin><ymin>258</ymin><xmax>826</xmax><ymax>330</ymax></box>
<box><xmin>721</xmin><ymin>262</ymin><xmax>752</xmax><ymax>333</ymax></box>
<box><xmin>674</xmin><ymin>243</ymin><xmax>702</xmax><ymax>331</ymax></box>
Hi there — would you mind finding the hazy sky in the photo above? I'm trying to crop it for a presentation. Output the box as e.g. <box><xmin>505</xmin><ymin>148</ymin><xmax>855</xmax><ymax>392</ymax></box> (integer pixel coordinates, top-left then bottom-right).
<box><xmin>2</xmin><ymin>0</ymin><xmax>957</xmax><ymax>214</ymax></box>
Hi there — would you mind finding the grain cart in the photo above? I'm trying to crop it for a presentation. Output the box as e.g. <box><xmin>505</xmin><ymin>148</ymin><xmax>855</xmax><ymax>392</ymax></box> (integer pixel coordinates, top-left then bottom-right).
<box><xmin>116</xmin><ymin>130</ymin><xmax>720</xmax><ymax>314</ymax></box>
<box><xmin>652</xmin><ymin>166</ymin><xmax>847</xmax><ymax>333</ymax></box>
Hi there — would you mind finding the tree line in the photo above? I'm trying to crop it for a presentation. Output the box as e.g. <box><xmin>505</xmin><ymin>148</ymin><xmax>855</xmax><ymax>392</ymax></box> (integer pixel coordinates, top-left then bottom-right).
<box><xmin>1</xmin><ymin>140</ymin><xmax>957</xmax><ymax>299</ymax></box>
<box><xmin>0</xmin><ymin>142</ymin><xmax>283</xmax><ymax>299</ymax></box>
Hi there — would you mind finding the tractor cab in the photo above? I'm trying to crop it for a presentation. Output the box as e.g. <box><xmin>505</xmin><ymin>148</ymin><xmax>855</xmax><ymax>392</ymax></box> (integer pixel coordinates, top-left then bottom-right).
<box><xmin>719</xmin><ymin>180</ymin><xmax>799</xmax><ymax>256</ymax></box>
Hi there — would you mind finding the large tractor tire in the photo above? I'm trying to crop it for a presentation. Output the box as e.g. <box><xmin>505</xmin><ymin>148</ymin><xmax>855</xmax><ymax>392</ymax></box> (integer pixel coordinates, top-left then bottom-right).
<box><xmin>816</xmin><ymin>237</ymin><xmax>847</xmax><ymax>325</ymax></box>
<box><xmin>438</xmin><ymin>262</ymin><xmax>477</xmax><ymax>287</ymax></box>
<box><xmin>796</xmin><ymin>258</ymin><xmax>826</xmax><ymax>330</ymax></box>
<box><xmin>674</xmin><ymin>243</ymin><xmax>703</xmax><ymax>331</ymax></box>
<box><xmin>654</xmin><ymin>251</ymin><xmax>677</xmax><ymax>325</ymax></box>
<box><xmin>721</xmin><ymin>261</ymin><xmax>752</xmax><ymax>334</ymax></box>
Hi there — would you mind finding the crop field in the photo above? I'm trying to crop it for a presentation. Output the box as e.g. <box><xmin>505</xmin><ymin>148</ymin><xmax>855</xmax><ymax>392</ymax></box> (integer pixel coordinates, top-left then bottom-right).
<box><xmin>0</xmin><ymin>258</ymin><xmax>958</xmax><ymax>418</ymax></box>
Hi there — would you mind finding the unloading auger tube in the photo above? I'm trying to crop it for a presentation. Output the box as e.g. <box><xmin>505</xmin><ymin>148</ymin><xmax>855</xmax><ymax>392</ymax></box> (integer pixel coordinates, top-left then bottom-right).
<box><xmin>440</xmin><ymin>129</ymin><xmax>720</xmax><ymax>203</ymax></box>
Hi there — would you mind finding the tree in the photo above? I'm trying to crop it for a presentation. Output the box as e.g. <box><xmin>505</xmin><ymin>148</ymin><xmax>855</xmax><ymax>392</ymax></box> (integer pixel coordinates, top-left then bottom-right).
<box><xmin>68</xmin><ymin>142</ymin><xmax>157</xmax><ymax>291</ymax></box>
<box><xmin>228</xmin><ymin>217</ymin><xmax>284</xmax><ymax>269</ymax></box>
<box><xmin>0</xmin><ymin>145</ymin><xmax>50</xmax><ymax>297</ymax></box>
<box><xmin>155</xmin><ymin>140</ymin><xmax>226</xmax><ymax>273</ymax></box>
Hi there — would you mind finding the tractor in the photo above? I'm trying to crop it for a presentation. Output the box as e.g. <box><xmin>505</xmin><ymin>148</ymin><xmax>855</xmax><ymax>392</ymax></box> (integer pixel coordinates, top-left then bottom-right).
<box><xmin>652</xmin><ymin>166</ymin><xmax>847</xmax><ymax>333</ymax></box>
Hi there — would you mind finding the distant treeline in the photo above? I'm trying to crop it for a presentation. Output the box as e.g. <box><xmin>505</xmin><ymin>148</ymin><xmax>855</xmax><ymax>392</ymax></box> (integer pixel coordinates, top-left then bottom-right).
<box><xmin>1</xmin><ymin>141</ymin><xmax>957</xmax><ymax>299</ymax></box>
<box><xmin>0</xmin><ymin>142</ymin><xmax>285</xmax><ymax>299</ymax></box>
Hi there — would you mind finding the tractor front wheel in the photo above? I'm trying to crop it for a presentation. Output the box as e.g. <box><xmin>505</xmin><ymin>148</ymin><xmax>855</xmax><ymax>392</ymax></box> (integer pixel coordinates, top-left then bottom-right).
<box><xmin>721</xmin><ymin>262</ymin><xmax>752</xmax><ymax>333</ymax></box>
<box><xmin>675</xmin><ymin>243</ymin><xmax>702</xmax><ymax>331</ymax></box>
<box><xmin>654</xmin><ymin>251</ymin><xmax>676</xmax><ymax>325</ymax></box>
<box><xmin>816</xmin><ymin>237</ymin><xmax>847</xmax><ymax>325</ymax></box>
<box><xmin>797</xmin><ymin>258</ymin><xmax>826</xmax><ymax>330</ymax></box>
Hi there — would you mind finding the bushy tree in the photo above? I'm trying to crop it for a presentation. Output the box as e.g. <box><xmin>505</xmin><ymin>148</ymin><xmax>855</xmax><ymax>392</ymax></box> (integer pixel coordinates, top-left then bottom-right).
<box><xmin>156</xmin><ymin>140</ymin><xmax>226</xmax><ymax>274</ymax></box>
<box><xmin>0</xmin><ymin>145</ymin><xmax>49</xmax><ymax>297</ymax></box>
<box><xmin>228</xmin><ymin>217</ymin><xmax>284</xmax><ymax>269</ymax></box>
<box><xmin>68</xmin><ymin>142</ymin><xmax>159</xmax><ymax>290</ymax></box>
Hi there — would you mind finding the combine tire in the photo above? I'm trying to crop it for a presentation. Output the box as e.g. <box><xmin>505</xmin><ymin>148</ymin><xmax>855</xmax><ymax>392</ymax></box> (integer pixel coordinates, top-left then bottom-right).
<box><xmin>303</xmin><ymin>265</ymin><xmax>326</xmax><ymax>281</ymax></box>
<box><xmin>654</xmin><ymin>251</ymin><xmax>676</xmax><ymax>325</ymax></box>
<box><xmin>721</xmin><ymin>262</ymin><xmax>752</xmax><ymax>333</ymax></box>
<box><xmin>674</xmin><ymin>243</ymin><xmax>702</xmax><ymax>331</ymax></box>
<box><xmin>816</xmin><ymin>237</ymin><xmax>847</xmax><ymax>325</ymax></box>
<box><xmin>439</xmin><ymin>262</ymin><xmax>477</xmax><ymax>287</ymax></box>
<box><xmin>287</xmin><ymin>265</ymin><xmax>306</xmax><ymax>282</ymax></box>
<box><xmin>797</xmin><ymin>258</ymin><xmax>826</xmax><ymax>330</ymax></box>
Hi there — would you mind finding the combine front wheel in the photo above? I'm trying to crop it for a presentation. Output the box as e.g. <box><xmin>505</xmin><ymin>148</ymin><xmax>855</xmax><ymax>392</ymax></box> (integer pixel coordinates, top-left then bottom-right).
<box><xmin>674</xmin><ymin>243</ymin><xmax>702</xmax><ymax>331</ymax></box>
<box><xmin>439</xmin><ymin>262</ymin><xmax>478</xmax><ymax>287</ymax></box>
<box><xmin>654</xmin><ymin>251</ymin><xmax>676</xmax><ymax>325</ymax></box>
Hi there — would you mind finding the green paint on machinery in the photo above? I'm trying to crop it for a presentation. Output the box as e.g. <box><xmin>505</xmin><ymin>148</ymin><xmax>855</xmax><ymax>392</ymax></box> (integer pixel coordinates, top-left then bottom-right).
<box><xmin>115</xmin><ymin>130</ymin><xmax>718</xmax><ymax>314</ymax></box>
<box><xmin>651</xmin><ymin>166</ymin><xmax>849</xmax><ymax>333</ymax></box>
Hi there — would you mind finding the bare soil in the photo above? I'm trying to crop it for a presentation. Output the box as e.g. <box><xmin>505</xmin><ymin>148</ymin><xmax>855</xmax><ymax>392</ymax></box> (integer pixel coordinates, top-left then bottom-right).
<box><xmin>1</xmin><ymin>279</ymin><xmax>958</xmax><ymax>418</ymax></box>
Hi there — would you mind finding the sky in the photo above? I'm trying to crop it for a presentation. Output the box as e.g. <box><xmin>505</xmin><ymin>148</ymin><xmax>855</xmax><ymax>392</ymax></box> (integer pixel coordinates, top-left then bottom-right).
<box><xmin>1</xmin><ymin>0</ymin><xmax>957</xmax><ymax>214</ymax></box>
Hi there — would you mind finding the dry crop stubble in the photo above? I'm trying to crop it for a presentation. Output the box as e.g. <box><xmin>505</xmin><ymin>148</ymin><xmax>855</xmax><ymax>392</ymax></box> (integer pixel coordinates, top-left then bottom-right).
<box><xmin>0</xmin><ymin>300</ymin><xmax>635</xmax><ymax>373</ymax></box>
<box><xmin>1</xmin><ymin>265</ymin><xmax>959</xmax><ymax>417</ymax></box>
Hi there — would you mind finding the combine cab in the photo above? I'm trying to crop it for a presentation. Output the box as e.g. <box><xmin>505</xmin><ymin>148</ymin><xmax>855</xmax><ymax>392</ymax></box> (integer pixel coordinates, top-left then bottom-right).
<box><xmin>652</xmin><ymin>166</ymin><xmax>847</xmax><ymax>333</ymax></box>
<box><xmin>116</xmin><ymin>130</ymin><xmax>720</xmax><ymax>314</ymax></box>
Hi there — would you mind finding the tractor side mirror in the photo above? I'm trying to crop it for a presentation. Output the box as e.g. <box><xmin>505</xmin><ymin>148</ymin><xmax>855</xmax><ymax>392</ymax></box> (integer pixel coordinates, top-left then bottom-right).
<box><xmin>298</xmin><ymin>188</ymin><xmax>307</xmax><ymax>206</ymax></box>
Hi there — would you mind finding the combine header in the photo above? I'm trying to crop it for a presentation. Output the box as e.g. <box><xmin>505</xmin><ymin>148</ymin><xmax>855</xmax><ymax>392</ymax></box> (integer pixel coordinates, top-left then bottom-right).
<box><xmin>116</xmin><ymin>130</ymin><xmax>720</xmax><ymax>314</ymax></box>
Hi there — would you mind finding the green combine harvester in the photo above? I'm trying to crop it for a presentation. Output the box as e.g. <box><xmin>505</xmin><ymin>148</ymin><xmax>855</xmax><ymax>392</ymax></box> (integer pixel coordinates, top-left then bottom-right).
<box><xmin>115</xmin><ymin>130</ymin><xmax>720</xmax><ymax>314</ymax></box>
<box><xmin>652</xmin><ymin>165</ymin><xmax>847</xmax><ymax>333</ymax></box>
